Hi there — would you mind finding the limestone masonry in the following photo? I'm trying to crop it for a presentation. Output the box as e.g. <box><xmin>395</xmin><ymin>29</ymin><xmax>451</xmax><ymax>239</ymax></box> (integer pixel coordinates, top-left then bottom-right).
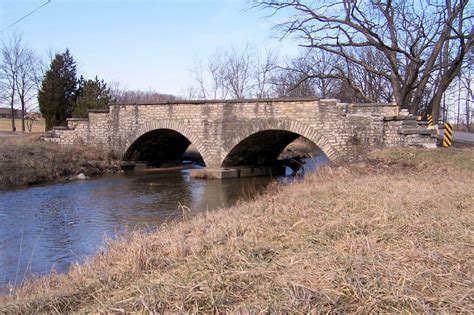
<box><xmin>45</xmin><ymin>99</ymin><xmax>435</xmax><ymax>168</ymax></box>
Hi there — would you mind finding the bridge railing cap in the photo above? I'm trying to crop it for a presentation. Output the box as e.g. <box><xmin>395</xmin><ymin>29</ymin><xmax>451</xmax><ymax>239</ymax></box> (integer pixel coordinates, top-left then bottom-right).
<box><xmin>87</xmin><ymin>109</ymin><xmax>110</xmax><ymax>113</ymax></box>
<box><xmin>109</xmin><ymin>97</ymin><xmax>321</xmax><ymax>106</ymax></box>
<box><xmin>350</xmin><ymin>102</ymin><xmax>398</xmax><ymax>107</ymax></box>
<box><xmin>67</xmin><ymin>117</ymin><xmax>89</xmax><ymax>121</ymax></box>
<box><xmin>320</xmin><ymin>98</ymin><xmax>340</xmax><ymax>102</ymax></box>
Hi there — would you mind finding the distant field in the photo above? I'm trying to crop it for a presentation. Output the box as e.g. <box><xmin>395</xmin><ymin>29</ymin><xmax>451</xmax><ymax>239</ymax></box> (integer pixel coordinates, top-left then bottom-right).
<box><xmin>0</xmin><ymin>118</ymin><xmax>45</xmax><ymax>133</ymax></box>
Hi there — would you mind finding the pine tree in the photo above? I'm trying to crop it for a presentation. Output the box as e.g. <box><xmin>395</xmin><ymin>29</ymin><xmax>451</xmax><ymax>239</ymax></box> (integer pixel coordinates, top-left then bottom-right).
<box><xmin>38</xmin><ymin>49</ymin><xmax>77</xmax><ymax>130</ymax></box>
<box><xmin>72</xmin><ymin>76</ymin><xmax>111</xmax><ymax>118</ymax></box>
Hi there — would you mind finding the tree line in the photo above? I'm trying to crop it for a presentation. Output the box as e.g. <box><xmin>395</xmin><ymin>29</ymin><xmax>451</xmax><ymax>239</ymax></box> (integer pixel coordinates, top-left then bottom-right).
<box><xmin>0</xmin><ymin>35</ymin><xmax>41</xmax><ymax>132</ymax></box>
<box><xmin>1</xmin><ymin>0</ymin><xmax>472</xmax><ymax>131</ymax></box>
<box><xmin>188</xmin><ymin>0</ymin><xmax>472</xmax><ymax>128</ymax></box>
<box><xmin>37</xmin><ymin>49</ymin><xmax>111</xmax><ymax>130</ymax></box>
<box><xmin>0</xmin><ymin>35</ymin><xmax>112</xmax><ymax>131</ymax></box>
<box><xmin>188</xmin><ymin>43</ymin><xmax>472</xmax><ymax>130</ymax></box>
<box><xmin>250</xmin><ymin>0</ymin><xmax>473</xmax><ymax>126</ymax></box>
<box><xmin>0</xmin><ymin>35</ymin><xmax>175</xmax><ymax>131</ymax></box>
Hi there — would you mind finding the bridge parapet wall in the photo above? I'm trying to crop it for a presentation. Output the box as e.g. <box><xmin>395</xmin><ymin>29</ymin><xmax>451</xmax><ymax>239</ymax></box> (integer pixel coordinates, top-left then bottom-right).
<box><xmin>44</xmin><ymin>99</ymin><xmax>435</xmax><ymax>166</ymax></box>
<box><xmin>46</xmin><ymin>110</ymin><xmax>111</xmax><ymax>147</ymax></box>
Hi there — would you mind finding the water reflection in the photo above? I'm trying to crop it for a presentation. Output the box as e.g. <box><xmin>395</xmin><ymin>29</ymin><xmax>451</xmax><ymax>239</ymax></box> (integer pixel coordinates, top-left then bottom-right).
<box><xmin>0</xmin><ymin>169</ymin><xmax>274</xmax><ymax>288</ymax></box>
<box><xmin>0</xmin><ymin>154</ymin><xmax>328</xmax><ymax>289</ymax></box>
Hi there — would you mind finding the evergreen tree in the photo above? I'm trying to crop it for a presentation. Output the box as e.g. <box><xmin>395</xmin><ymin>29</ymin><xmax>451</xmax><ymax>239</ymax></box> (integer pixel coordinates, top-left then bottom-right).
<box><xmin>72</xmin><ymin>76</ymin><xmax>111</xmax><ymax>118</ymax></box>
<box><xmin>38</xmin><ymin>49</ymin><xmax>77</xmax><ymax>130</ymax></box>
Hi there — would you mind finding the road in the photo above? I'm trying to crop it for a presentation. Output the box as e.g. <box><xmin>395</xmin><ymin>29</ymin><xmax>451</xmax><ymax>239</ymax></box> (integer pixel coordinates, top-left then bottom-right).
<box><xmin>437</xmin><ymin>130</ymin><xmax>474</xmax><ymax>145</ymax></box>
<box><xmin>453</xmin><ymin>131</ymin><xmax>474</xmax><ymax>144</ymax></box>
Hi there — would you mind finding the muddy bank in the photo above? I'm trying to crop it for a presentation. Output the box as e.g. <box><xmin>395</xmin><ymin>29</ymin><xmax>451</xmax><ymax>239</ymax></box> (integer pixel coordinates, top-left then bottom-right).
<box><xmin>0</xmin><ymin>134</ymin><xmax>120</xmax><ymax>189</ymax></box>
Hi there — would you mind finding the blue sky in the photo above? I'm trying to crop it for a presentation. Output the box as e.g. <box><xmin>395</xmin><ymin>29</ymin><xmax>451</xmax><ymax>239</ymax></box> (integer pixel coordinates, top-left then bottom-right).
<box><xmin>0</xmin><ymin>0</ymin><xmax>299</xmax><ymax>96</ymax></box>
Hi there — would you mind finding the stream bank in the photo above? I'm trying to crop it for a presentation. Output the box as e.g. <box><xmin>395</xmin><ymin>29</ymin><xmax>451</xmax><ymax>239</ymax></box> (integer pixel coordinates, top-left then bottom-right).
<box><xmin>0</xmin><ymin>134</ymin><xmax>119</xmax><ymax>189</ymax></box>
<box><xmin>2</xmin><ymin>147</ymin><xmax>472</xmax><ymax>313</ymax></box>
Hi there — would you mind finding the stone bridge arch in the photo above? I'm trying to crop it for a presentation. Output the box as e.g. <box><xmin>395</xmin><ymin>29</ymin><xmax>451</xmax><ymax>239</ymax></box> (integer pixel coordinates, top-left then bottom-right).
<box><xmin>47</xmin><ymin>99</ymin><xmax>435</xmax><ymax>178</ymax></box>
<box><xmin>220</xmin><ymin>119</ymin><xmax>341</xmax><ymax>167</ymax></box>
<box><xmin>121</xmin><ymin>120</ymin><xmax>213</xmax><ymax>167</ymax></box>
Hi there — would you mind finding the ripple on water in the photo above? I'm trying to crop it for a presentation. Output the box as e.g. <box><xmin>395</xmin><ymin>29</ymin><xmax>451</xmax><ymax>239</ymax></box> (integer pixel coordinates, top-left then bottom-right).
<box><xmin>0</xmin><ymin>170</ymin><xmax>273</xmax><ymax>287</ymax></box>
<box><xmin>0</xmin><ymin>155</ymin><xmax>328</xmax><ymax>288</ymax></box>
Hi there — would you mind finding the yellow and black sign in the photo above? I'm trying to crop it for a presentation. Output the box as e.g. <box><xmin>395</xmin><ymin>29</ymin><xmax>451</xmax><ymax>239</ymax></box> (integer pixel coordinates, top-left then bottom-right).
<box><xmin>442</xmin><ymin>122</ymin><xmax>454</xmax><ymax>147</ymax></box>
<box><xmin>427</xmin><ymin>114</ymin><xmax>433</xmax><ymax>128</ymax></box>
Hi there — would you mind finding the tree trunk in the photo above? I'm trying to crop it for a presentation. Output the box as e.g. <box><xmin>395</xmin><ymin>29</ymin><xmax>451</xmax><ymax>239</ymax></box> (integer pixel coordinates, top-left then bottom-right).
<box><xmin>431</xmin><ymin>93</ymin><xmax>444</xmax><ymax>126</ymax></box>
<box><xmin>457</xmin><ymin>76</ymin><xmax>461</xmax><ymax>129</ymax></box>
<box><xmin>467</xmin><ymin>87</ymin><xmax>472</xmax><ymax>132</ymax></box>
<box><xmin>19</xmin><ymin>90</ymin><xmax>26</xmax><ymax>132</ymax></box>
<box><xmin>9</xmin><ymin>87</ymin><xmax>16</xmax><ymax>132</ymax></box>
<box><xmin>21</xmin><ymin>98</ymin><xmax>25</xmax><ymax>132</ymax></box>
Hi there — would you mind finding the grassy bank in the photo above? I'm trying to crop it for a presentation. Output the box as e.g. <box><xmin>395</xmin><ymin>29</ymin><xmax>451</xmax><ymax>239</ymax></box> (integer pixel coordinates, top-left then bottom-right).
<box><xmin>0</xmin><ymin>134</ymin><xmax>119</xmax><ymax>189</ymax></box>
<box><xmin>1</xmin><ymin>148</ymin><xmax>473</xmax><ymax>313</ymax></box>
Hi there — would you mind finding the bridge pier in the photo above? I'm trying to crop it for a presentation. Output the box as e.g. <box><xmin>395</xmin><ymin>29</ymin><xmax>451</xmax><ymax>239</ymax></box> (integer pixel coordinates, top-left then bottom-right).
<box><xmin>190</xmin><ymin>166</ymin><xmax>285</xmax><ymax>179</ymax></box>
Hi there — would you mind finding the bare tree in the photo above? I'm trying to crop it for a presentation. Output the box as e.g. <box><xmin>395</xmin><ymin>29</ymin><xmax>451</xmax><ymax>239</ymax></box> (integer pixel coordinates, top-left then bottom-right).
<box><xmin>255</xmin><ymin>49</ymin><xmax>278</xmax><ymax>98</ymax></box>
<box><xmin>190</xmin><ymin>58</ymin><xmax>209</xmax><ymax>99</ymax></box>
<box><xmin>189</xmin><ymin>45</ymin><xmax>279</xmax><ymax>99</ymax></box>
<box><xmin>0</xmin><ymin>34</ymin><xmax>42</xmax><ymax>132</ymax></box>
<box><xmin>0</xmin><ymin>34</ymin><xmax>23</xmax><ymax>131</ymax></box>
<box><xmin>305</xmin><ymin>51</ymin><xmax>340</xmax><ymax>99</ymax></box>
<box><xmin>272</xmin><ymin>58</ymin><xmax>320</xmax><ymax>98</ymax></box>
<box><xmin>255</xmin><ymin>0</ymin><xmax>473</xmax><ymax>123</ymax></box>
<box><xmin>459</xmin><ymin>57</ymin><xmax>473</xmax><ymax>131</ymax></box>
<box><xmin>270</xmin><ymin>48</ymin><xmax>392</xmax><ymax>101</ymax></box>
<box><xmin>109</xmin><ymin>82</ymin><xmax>178</xmax><ymax>104</ymax></box>
<box><xmin>207</xmin><ymin>51</ymin><xmax>228</xmax><ymax>99</ymax></box>
<box><xmin>15</xmin><ymin>48</ymin><xmax>42</xmax><ymax>131</ymax></box>
<box><xmin>222</xmin><ymin>46</ymin><xmax>254</xmax><ymax>99</ymax></box>
<box><xmin>439</xmin><ymin>48</ymin><xmax>473</xmax><ymax>128</ymax></box>
<box><xmin>271</xmin><ymin>51</ymin><xmax>342</xmax><ymax>98</ymax></box>
<box><xmin>190</xmin><ymin>51</ymin><xmax>236</xmax><ymax>100</ymax></box>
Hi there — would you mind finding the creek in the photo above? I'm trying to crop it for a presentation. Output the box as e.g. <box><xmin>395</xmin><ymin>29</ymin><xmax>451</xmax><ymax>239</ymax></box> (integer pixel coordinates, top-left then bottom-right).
<box><xmin>0</xmin><ymin>155</ymin><xmax>328</xmax><ymax>289</ymax></box>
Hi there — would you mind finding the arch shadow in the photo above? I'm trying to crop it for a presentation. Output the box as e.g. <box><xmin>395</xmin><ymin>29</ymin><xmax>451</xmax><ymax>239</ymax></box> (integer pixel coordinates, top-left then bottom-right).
<box><xmin>124</xmin><ymin>129</ymin><xmax>204</xmax><ymax>167</ymax></box>
<box><xmin>220</xmin><ymin>119</ymin><xmax>340</xmax><ymax>168</ymax></box>
<box><xmin>222</xmin><ymin>130</ymin><xmax>299</xmax><ymax>167</ymax></box>
<box><xmin>122</xmin><ymin>120</ymin><xmax>212</xmax><ymax>167</ymax></box>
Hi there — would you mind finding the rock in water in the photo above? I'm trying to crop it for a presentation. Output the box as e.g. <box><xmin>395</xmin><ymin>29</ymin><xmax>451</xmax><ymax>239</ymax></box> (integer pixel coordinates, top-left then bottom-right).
<box><xmin>77</xmin><ymin>173</ymin><xmax>87</xmax><ymax>180</ymax></box>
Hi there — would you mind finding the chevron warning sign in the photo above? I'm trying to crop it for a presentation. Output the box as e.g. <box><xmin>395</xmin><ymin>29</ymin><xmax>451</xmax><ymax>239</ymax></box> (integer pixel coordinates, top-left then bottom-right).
<box><xmin>442</xmin><ymin>122</ymin><xmax>454</xmax><ymax>147</ymax></box>
<box><xmin>427</xmin><ymin>114</ymin><xmax>433</xmax><ymax>128</ymax></box>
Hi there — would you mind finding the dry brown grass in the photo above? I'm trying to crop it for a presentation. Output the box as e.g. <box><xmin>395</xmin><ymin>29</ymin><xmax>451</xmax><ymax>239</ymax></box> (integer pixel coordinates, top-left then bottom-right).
<box><xmin>0</xmin><ymin>134</ymin><xmax>119</xmax><ymax>188</ymax></box>
<box><xmin>0</xmin><ymin>118</ymin><xmax>45</xmax><ymax>132</ymax></box>
<box><xmin>1</xmin><ymin>148</ymin><xmax>473</xmax><ymax>313</ymax></box>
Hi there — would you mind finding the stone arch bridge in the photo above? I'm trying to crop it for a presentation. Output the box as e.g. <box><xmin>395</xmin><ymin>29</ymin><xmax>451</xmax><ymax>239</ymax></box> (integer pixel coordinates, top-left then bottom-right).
<box><xmin>47</xmin><ymin>98</ymin><xmax>434</xmax><ymax>178</ymax></box>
